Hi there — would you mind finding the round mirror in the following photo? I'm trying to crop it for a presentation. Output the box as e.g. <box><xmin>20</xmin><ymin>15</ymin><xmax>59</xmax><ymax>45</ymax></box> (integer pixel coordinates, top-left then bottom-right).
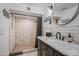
<box><xmin>52</xmin><ymin>3</ymin><xmax>79</xmax><ymax>25</ymax></box>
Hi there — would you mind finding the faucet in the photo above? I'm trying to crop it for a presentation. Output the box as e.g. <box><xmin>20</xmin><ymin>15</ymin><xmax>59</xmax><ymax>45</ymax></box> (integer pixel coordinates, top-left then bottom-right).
<box><xmin>55</xmin><ymin>32</ymin><xmax>61</xmax><ymax>40</ymax></box>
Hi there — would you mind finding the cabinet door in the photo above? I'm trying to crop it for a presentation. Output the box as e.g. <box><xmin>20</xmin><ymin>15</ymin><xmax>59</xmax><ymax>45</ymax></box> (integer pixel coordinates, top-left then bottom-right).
<box><xmin>38</xmin><ymin>39</ymin><xmax>42</xmax><ymax>56</ymax></box>
<box><xmin>38</xmin><ymin>40</ymin><xmax>47</xmax><ymax>56</ymax></box>
<box><xmin>40</xmin><ymin>41</ymin><xmax>47</xmax><ymax>56</ymax></box>
<box><xmin>41</xmin><ymin>42</ymin><xmax>54</xmax><ymax>56</ymax></box>
<box><xmin>45</xmin><ymin>46</ymin><xmax>54</xmax><ymax>56</ymax></box>
<box><xmin>41</xmin><ymin>46</ymin><xmax>47</xmax><ymax>56</ymax></box>
<box><xmin>38</xmin><ymin>40</ymin><xmax>54</xmax><ymax>56</ymax></box>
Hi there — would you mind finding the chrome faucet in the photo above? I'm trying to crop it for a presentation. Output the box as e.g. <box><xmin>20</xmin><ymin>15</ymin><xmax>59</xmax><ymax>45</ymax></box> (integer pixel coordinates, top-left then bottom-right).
<box><xmin>55</xmin><ymin>32</ymin><xmax>61</xmax><ymax>40</ymax></box>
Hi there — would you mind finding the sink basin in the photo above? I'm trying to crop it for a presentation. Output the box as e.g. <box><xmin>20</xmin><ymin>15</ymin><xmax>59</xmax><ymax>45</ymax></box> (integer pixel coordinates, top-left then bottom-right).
<box><xmin>45</xmin><ymin>36</ymin><xmax>79</xmax><ymax>45</ymax></box>
<box><xmin>46</xmin><ymin>37</ymin><xmax>56</xmax><ymax>41</ymax></box>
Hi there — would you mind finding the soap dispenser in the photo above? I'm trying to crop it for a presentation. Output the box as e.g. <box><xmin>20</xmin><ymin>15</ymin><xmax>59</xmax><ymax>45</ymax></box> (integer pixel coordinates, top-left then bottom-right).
<box><xmin>68</xmin><ymin>33</ymin><xmax>71</xmax><ymax>37</ymax></box>
<box><xmin>67</xmin><ymin>33</ymin><xmax>73</xmax><ymax>42</ymax></box>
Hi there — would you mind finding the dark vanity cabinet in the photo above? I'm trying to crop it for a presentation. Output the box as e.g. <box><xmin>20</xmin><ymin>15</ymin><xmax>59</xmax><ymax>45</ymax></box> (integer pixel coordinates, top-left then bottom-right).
<box><xmin>38</xmin><ymin>39</ymin><xmax>64</xmax><ymax>56</ymax></box>
<box><xmin>38</xmin><ymin>40</ymin><xmax>53</xmax><ymax>56</ymax></box>
<box><xmin>38</xmin><ymin>39</ymin><xmax>53</xmax><ymax>56</ymax></box>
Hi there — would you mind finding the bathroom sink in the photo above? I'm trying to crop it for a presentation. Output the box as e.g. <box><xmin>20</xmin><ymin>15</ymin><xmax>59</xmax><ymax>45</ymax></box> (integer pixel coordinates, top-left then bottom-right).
<box><xmin>45</xmin><ymin>37</ymin><xmax>56</xmax><ymax>42</ymax></box>
<box><xmin>62</xmin><ymin>40</ymin><xmax>79</xmax><ymax>45</ymax></box>
<box><xmin>45</xmin><ymin>36</ymin><xmax>79</xmax><ymax>45</ymax></box>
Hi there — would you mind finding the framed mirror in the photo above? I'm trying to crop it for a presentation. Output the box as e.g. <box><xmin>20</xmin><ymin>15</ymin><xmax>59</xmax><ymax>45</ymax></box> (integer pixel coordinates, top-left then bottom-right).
<box><xmin>52</xmin><ymin>3</ymin><xmax>79</xmax><ymax>25</ymax></box>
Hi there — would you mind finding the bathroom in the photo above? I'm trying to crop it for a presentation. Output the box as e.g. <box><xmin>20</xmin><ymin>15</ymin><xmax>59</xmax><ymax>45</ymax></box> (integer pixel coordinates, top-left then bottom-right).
<box><xmin>1</xmin><ymin>2</ymin><xmax>79</xmax><ymax>56</ymax></box>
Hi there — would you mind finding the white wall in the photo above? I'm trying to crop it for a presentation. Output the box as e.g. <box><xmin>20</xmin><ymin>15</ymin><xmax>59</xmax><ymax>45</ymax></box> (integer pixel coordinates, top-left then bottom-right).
<box><xmin>0</xmin><ymin>14</ymin><xmax>9</xmax><ymax>56</ymax></box>
<box><xmin>43</xmin><ymin>4</ymin><xmax>79</xmax><ymax>42</ymax></box>
<box><xmin>0</xmin><ymin>3</ymin><xmax>44</xmax><ymax>56</ymax></box>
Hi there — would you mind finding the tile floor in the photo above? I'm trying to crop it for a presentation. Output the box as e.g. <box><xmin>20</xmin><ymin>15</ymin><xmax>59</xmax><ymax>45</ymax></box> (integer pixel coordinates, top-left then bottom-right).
<box><xmin>19</xmin><ymin>51</ymin><xmax>37</xmax><ymax>56</ymax></box>
<box><xmin>19</xmin><ymin>48</ymin><xmax>37</xmax><ymax>56</ymax></box>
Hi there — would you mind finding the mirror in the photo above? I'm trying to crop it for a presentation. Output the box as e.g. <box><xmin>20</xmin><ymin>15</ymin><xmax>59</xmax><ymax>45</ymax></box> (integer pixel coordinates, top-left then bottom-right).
<box><xmin>52</xmin><ymin>3</ymin><xmax>79</xmax><ymax>25</ymax></box>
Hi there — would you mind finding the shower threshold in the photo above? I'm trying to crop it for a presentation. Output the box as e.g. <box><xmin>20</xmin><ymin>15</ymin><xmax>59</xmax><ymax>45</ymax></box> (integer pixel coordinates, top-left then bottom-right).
<box><xmin>9</xmin><ymin>48</ymin><xmax>37</xmax><ymax>56</ymax></box>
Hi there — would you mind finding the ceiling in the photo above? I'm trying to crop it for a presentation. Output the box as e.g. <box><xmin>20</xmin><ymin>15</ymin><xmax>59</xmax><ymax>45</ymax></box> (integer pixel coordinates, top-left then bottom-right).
<box><xmin>25</xmin><ymin>3</ymin><xmax>49</xmax><ymax>9</ymax></box>
<box><xmin>24</xmin><ymin>3</ymin><xmax>78</xmax><ymax>10</ymax></box>
<box><xmin>54</xmin><ymin>3</ymin><xmax>78</xmax><ymax>11</ymax></box>
<box><xmin>24</xmin><ymin>3</ymin><xmax>79</xmax><ymax>13</ymax></box>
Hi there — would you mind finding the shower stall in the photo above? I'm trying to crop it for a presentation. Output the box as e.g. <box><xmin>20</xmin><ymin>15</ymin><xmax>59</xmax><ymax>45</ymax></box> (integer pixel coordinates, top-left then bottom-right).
<box><xmin>2</xmin><ymin>9</ymin><xmax>42</xmax><ymax>55</ymax></box>
<box><xmin>9</xmin><ymin>14</ymin><xmax>37</xmax><ymax>54</ymax></box>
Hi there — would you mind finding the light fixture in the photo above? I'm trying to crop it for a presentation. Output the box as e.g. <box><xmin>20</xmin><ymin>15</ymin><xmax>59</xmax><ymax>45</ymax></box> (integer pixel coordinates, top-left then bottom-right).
<box><xmin>44</xmin><ymin>3</ymin><xmax>54</xmax><ymax>24</ymax></box>
<box><xmin>3</xmin><ymin>9</ymin><xmax>10</xmax><ymax>18</ymax></box>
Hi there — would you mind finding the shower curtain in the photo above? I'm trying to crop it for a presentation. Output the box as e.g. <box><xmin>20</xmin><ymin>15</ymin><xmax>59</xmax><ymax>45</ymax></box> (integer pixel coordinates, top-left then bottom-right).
<box><xmin>10</xmin><ymin>14</ymin><xmax>37</xmax><ymax>53</ymax></box>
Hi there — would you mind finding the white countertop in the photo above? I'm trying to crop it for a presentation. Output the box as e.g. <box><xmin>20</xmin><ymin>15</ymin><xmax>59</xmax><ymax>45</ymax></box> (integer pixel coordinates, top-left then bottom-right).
<box><xmin>37</xmin><ymin>36</ymin><xmax>79</xmax><ymax>56</ymax></box>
